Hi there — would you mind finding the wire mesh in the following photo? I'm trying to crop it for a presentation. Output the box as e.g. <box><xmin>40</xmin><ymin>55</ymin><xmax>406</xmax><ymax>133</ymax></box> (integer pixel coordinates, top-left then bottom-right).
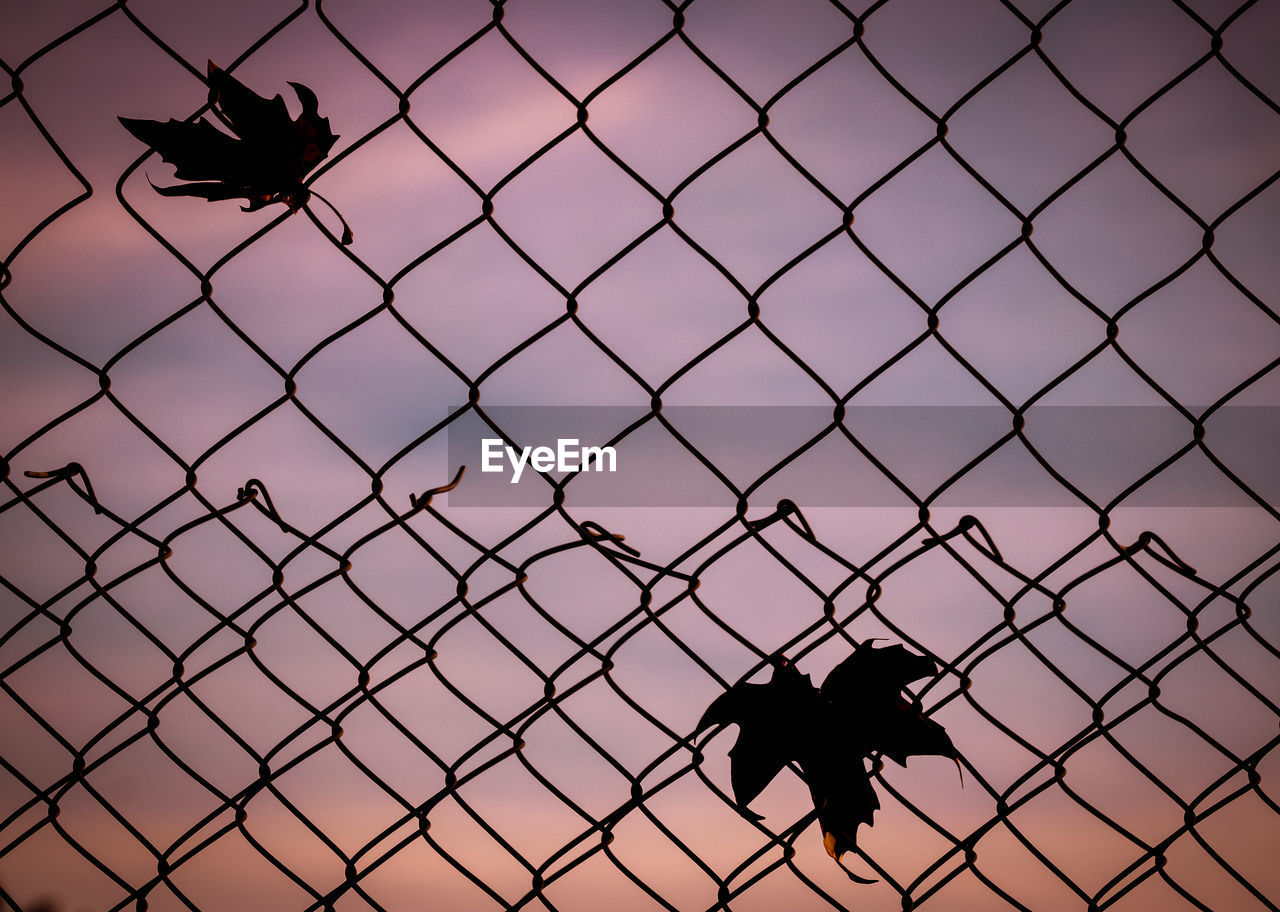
<box><xmin>2</xmin><ymin>1</ymin><xmax>1278</xmax><ymax>910</ymax></box>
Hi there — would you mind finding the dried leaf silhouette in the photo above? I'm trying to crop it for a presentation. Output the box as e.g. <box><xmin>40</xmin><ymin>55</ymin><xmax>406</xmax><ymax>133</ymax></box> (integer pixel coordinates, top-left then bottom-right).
<box><xmin>119</xmin><ymin>61</ymin><xmax>351</xmax><ymax>244</ymax></box>
<box><xmin>698</xmin><ymin>642</ymin><xmax>957</xmax><ymax>882</ymax></box>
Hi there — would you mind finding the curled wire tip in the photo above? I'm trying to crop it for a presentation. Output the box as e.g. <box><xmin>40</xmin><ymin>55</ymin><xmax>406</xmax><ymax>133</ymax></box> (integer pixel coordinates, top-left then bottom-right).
<box><xmin>1124</xmin><ymin>531</ymin><xmax>1196</xmax><ymax>576</ymax></box>
<box><xmin>306</xmin><ymin>189</ymin><xmax>353</xmax><ymax>245</ymax></box>
<box><xmin>921</xmin><ymin>515</ymin><xmax>1002</xmax><ymax>563</ymax></box>
<box><xmin>410</xmin><ymin>465</ymin><xmax>466</xmax><ymax>509</ymax></box>
<box><xmin>962</xmin><ymin>516</ymin><xmax>1002</xmax><ymax>562</ymax></box>
<box><xmin>24</xmin><ymin>461</ymin><xmax>83</xmax><ymax>480</ymax></box>
<box><xmin>580</xmin><ymin>521</ymin><xmax>640</xmax><ymax>555</ymax></box>
<box><xmin>236</xmin><ymin>477</ymin><xmax>266</xmax><ymax>501</ymax></box>
<box><xmin>24</xmin><ymin>462</ymin><xmax>101</xmax><ymax>514</ymax></box>
<box><xmin>745</xmin><ymin>499</ymin><xmax>814</xmax><ymax>541</ymax></box>
<box><xmin>831</xmin><ymin>851</ymin><xmax>876</xmax><ymax>884</ymax></box>
<box><xmin>777</xmin><ymin>499</ymin><xmax>815</xmax><ymax>541</ymax></box>
<box><xmin>236</xmin><ymin>478</ymin><xmax>283</xmax><ymax>524</ymax></box>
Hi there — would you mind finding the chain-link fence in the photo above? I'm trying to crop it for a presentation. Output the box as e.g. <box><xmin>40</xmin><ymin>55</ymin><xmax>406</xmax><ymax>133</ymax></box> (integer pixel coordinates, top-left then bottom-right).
<box><xmin>2</xmin><ymin>1</ymin><xmax>1278</xmax><ymax>910</ymax></box>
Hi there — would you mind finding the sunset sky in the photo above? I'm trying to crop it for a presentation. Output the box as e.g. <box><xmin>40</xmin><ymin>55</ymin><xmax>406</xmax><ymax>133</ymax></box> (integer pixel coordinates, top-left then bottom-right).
<box><xmin>2</xmin><ymin>1</ymin><xmax>1278</xmax><ymax>910</ymax></box>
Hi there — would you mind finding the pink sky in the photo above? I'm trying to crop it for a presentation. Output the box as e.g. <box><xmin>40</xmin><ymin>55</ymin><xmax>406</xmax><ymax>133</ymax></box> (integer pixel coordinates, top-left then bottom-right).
<box><xmin>2</xmin><ymin>1</ymin><xmax>1278</xmax><ymax>910</ymax></box>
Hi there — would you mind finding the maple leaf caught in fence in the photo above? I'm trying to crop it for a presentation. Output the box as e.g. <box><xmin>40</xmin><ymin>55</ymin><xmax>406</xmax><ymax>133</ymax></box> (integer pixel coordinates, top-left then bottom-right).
<box><xmin>119</xmin><ymin>61</ymin><xmax>352</xmax><ymax>244</ymax></box>
<box><xmin>698</xmin><ymin>643</ymin><xmax>958</xmax><ymax>883</ymax></box>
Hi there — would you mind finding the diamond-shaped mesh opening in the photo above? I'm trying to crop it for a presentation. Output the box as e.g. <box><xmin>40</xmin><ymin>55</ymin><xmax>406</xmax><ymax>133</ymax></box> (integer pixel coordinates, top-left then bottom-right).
<box><xmin>2</xmin><ymin>2</ymin><xmax>1276</xmax><ymax>911</ymax></box>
